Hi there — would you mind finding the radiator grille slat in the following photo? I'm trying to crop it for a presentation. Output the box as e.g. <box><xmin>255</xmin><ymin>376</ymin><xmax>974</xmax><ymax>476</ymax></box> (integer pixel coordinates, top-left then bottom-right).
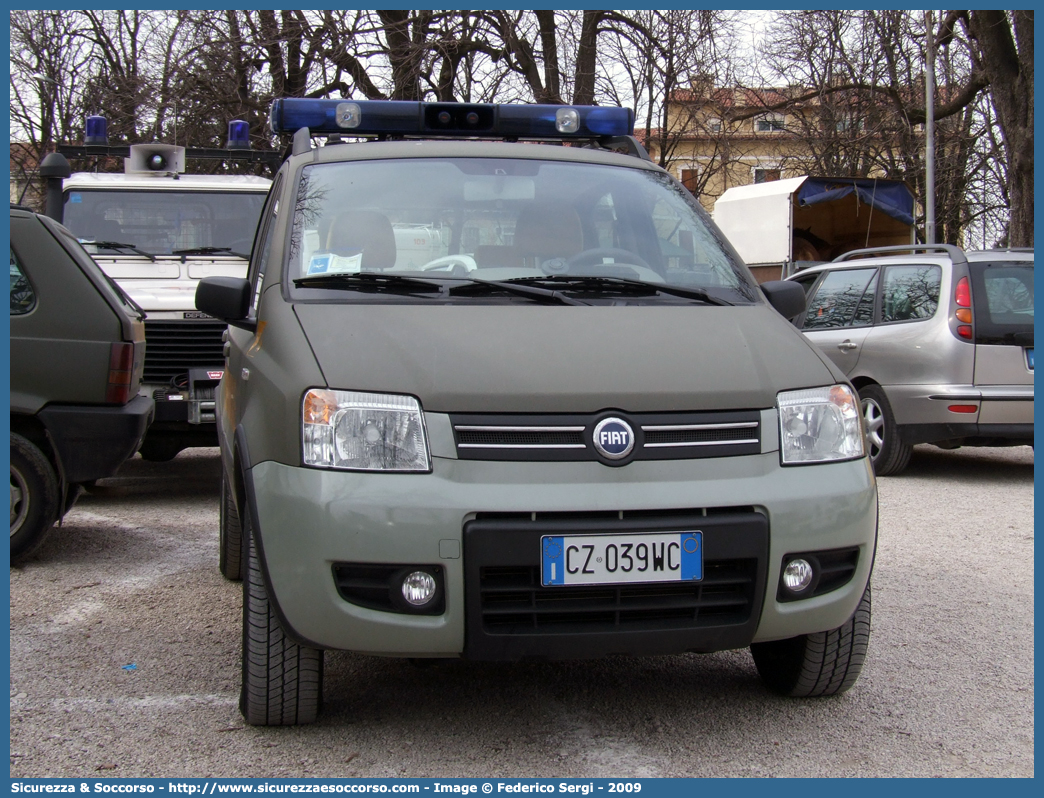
<box><xmin>478</xmin><ymin>559</ymin><xmax>757</xmax><ymax>633</ymax></box>
<box><xmin>143</xmin><ymin>320</ymin><xmax>227</xmax><ymax>384</ymax></box>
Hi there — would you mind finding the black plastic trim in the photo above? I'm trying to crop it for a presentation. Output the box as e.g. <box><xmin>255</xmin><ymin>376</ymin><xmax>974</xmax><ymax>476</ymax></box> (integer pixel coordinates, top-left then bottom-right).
<box><xmin>776</xmin><ymin>547</ymin><xmax>860</xmax><ymax>602</ymax></box>
<box><xmin>901</xmin><ymin>422</ymin><xmax>1033</xmax><ymax>446</ymax></box>
<box><xmin>37</xmin><ymin>395</ymin><xmax>154</xmax><ymax>483</ymax></box>
<box><xmin>463</xmin><ymin>509</ymin><xmax>768</xmax><ymax>661</ymax></box>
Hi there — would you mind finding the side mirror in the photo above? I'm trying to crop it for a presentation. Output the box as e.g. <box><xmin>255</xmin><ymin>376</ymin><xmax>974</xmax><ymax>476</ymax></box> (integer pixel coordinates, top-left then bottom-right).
<box><xmin>760</xmin><ymin>280</ymin><xmax>806</xmax><ymax>320</ymax></box>
<box><xmin>195</xmin><ymin>276</ymin><xmax>255</xmax><ymax>331</ymax></box>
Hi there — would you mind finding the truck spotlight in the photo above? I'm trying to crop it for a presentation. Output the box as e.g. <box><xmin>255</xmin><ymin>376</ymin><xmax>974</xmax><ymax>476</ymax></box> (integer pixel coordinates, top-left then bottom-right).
<box><xmin>555</xmin><ymin>108</ymin><xmax>580</xmax><ymax>134</ymax></box>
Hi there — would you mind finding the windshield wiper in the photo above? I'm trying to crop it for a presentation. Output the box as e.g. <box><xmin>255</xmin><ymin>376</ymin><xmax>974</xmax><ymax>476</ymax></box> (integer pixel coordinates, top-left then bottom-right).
<box><xmin>293</xmin><ymin>272</ymin><xmax>448</xmax><ymax>295</ymax></box>
<box><xmin>449</xmin><ymin>278</ymin><xmax>590</xmax><ymax>306</ymax></box>
<box><xmin>504</xmin><ymin>275</ymin><xmax>733</xmax><ymax>306</ymax></box>
<box><xmin>172</xmin><ymin>246</ymin><xmax>250</xmax><ymax>259</ymax></box>
<box><xmin>294</xmin><ymin>272</ymin><xmax>589</xmax><ymax>306</ymax></box>
<box><xmin>90</xmin><ymin>241</ymin><xmax>156</xmax><ymax>262</ymax></box>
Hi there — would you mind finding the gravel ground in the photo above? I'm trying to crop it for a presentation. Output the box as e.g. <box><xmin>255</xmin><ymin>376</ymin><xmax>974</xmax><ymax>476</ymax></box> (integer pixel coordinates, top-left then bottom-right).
<box><xmin>8</xmin><ymin>444</ymin><xmax>1034</xmax><ymax>778</ymax></box>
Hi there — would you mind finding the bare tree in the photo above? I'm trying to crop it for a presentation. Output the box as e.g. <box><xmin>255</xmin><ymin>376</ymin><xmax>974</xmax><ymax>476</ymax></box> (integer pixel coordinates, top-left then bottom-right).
<box><xmin>958</xmin><ymin>10</ymin><xmax>1033</xmax><ymax>247</ymax></box>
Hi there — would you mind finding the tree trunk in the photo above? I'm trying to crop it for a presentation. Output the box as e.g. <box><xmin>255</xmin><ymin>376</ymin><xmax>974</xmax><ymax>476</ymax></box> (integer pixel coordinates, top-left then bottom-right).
<box><xmin>966</xmin><ymin>10</ymin><xmax>1033</xmax><ymax>246</ymax></box>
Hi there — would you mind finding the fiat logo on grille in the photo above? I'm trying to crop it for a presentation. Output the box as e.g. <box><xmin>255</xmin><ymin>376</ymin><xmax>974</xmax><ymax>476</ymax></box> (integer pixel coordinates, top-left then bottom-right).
<box><xmin>592</xmin><ymin>417</ymin><xmax>635</xmax><ymax>460</ymax></box>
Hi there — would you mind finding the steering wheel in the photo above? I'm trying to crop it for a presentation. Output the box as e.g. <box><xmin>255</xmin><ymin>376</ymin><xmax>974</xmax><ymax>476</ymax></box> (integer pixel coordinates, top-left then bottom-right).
<box><xmin>566</xmin><ymin>247</ymin><xmax>654</xmax><ymax>272</ymax></box>
<box><xmin>420</xmin><ymin>254</ymin><xmax>477</xmax><ymax>273</ymax></box>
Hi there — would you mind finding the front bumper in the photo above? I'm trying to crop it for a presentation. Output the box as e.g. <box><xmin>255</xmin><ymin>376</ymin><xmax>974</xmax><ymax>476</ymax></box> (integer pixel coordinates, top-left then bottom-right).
<box><xmin>246</xmin><ymin>451</ymin><xmax>877</xmax><ymax>659</ymax></box>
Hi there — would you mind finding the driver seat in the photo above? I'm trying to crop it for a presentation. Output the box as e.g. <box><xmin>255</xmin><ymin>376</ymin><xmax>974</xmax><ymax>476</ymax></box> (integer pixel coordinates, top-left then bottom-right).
<box><xmin>325</xmin><ymin>210</ymin><xmax>397</xmax><ymax>270</ymax></box>
<box><xmin>512</xmin><ymin>202</ymin><xmax>583</xmax><ymax>266</ymax></box>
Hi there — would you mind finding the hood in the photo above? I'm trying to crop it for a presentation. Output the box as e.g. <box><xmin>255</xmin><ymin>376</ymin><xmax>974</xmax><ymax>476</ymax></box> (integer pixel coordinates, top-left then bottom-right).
<box><xmin>293</xmin><ymin>303</ymin><xmax>835</xmax><ymax>413</ymax></box>
<box><xmin>95</xmin><ymin>256</ymin><xmax>248</xmax><ymax>313</ymax></box>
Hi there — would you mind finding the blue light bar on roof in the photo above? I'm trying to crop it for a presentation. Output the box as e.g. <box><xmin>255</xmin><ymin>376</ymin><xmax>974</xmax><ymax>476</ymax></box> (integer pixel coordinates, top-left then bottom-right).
<box><xmin>269</xmin><ymin>98</ymin><xmax>634</xmax><ymax>139</ymax></box>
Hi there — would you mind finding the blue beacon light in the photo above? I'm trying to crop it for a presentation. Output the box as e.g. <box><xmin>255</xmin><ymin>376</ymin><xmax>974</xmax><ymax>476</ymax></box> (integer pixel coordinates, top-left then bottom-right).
<box><xmin>84</xmin><ymin>115</ymin><xmax>108</xmax><ymax>146</ymax></box>
<box><xmin>270</xmin><ymin>98</ymin><xmax>634</xmax><ymax>139</ymax></box>
<box><xmin>227</xmin><ymin>119</ymin><xmax>251</xmax><ymax>149</ymax></box>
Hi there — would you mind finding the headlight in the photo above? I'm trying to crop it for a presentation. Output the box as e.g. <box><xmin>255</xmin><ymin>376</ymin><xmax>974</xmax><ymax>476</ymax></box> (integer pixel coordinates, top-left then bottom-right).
<box><xmin>778</xmin><ymin>385</ymin><xmax>864</xmax><ymax>465</ymax></box>
<box><xmin>302</xmin><ymin>389</ymin><xmax>430</xmax><ymax>472</ymax></box>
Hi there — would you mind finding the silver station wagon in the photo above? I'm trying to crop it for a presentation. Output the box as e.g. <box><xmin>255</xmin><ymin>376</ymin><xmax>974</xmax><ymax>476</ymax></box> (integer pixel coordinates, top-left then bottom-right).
<box><xmin>788</xmin><ymin>245</ymin><xmax>1034</xmax><ymax>475</ymax></box>
<box><xmin>196</xmin><ymin>98</ymin><xmax>877</xmax><ymax>725</ymax></box>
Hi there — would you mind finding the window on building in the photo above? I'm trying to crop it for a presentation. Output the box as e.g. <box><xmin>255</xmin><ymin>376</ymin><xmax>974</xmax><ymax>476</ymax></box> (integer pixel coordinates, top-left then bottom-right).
<box><xmin>756</xmin><ymin>116</ymin><xmax>785</xmax><ymax>133</ymax></box>
<box><xmin>706</xmin><ymin>118</ymin><xmax>722</xmax><ymax>134</ymax></box>
<box><xmin>753</xmin><ymin>168</ymin><xmax>781</xmax><ymax>184</ymax></box>
<box><xmin>681</xmin><ymin>169</ymin><xmax>699</xmax><ymax>192</ymax></box>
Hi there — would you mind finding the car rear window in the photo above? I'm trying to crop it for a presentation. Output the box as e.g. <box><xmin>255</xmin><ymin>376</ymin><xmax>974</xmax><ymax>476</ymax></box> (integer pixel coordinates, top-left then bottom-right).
<box><xmin>969</xmin><ymin>260</ymin><xmax>1034</xmax><ymax>345</ymax></box>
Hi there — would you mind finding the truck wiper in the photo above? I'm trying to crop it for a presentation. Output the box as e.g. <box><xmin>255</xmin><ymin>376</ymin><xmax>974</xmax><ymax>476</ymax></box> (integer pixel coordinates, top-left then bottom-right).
<box><xmin>505</xmin><ymin>275</ymin><xmax>733</xmax><ymax>306</ymax></box>
<box><xmin>293</xmin><ymin>272</ymin><xmax>448</xmax><ymax>295</ymax></box>
<box><xmin>172</xmin><ymin>246</ymin><xmax>250</xmax><ymax>259</ymax></box>
<box><xmin>90</xmin><ymin>241</ymin><xmax>156</xmax><ymax>262</ymax></box>
<box><xmin>449</xmin><ymin>278</ymin><xmax>590</xmax><ymax>306</ymax></box>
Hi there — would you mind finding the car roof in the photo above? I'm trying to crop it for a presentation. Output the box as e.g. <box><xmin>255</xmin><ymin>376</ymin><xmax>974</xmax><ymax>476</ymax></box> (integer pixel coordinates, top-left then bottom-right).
<box><xmin>787</xmin><ymin>252</ymin><xmax>954</xmax><ymax>279</ymax></box>
<box><xmin>299</xmin><ymin>138</ymin><xmax>666</xmax><ymax>173</ymax></box>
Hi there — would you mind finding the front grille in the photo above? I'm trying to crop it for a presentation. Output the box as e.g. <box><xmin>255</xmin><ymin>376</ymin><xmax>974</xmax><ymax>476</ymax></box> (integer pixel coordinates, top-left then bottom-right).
<box><xmin>143</xmin><ymin>320</ymin><xmax>227</xmax><ymax>385</ymax></box>
<box><xmin>479</xmin><ymin>559</ymin><xmax>756</xmax><ymax>633</ymax></box>
<box><xmin>451</xmin><ymin>411</ymin><xmax>762</xmax><ymax>462</ymax></box>
<box><xmin>463</xmin><ymin>509</ymin><xmax>768</xmax><ymax>660</ymax></box>
<box><xmin>643</xmin><ymin>422</ymin><xmax>758</xmax><ymax>447</ymax></box>
<box><xmin>456</xmin><ymin>426</ymin><xmax>585</xmax><ymax>449</ymax></box>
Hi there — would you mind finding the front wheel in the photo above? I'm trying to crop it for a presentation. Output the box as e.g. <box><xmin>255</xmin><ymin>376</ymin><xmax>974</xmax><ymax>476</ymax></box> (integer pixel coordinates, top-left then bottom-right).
<box><xmin>858</xmin><ymin>385</ymin><xmax>913</xmax><ymax>476</ymax></box>
<box><xmin>10</xmin><ymin>433</ymin><xmax>60</xmax><ymax>563</ymax></box>
<box><xmin>219</xmin><ymin>473</ymin><xmax>243</xmax><ymax>581</ymax></box>
<box><xmin>240</xmin><ymin>512</ymin><xmax>323</xmax><ymax>726</ymax></box>
<box><xmin>751</xmin><ymin>583</ymin><xmax>871</xmax><ymax>697</ymax></box>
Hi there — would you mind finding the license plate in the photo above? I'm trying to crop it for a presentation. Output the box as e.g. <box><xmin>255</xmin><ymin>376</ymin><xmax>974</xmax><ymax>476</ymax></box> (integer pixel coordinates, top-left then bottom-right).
<box><xmin>1027</xmin><ymin>348</ymin><xmax>1034</xmax><ymax>371</ymax></box>
<box><xmin>541</xmin><ymin>531</ymin><xmax>702</xmax><ymax>587</ymax></box>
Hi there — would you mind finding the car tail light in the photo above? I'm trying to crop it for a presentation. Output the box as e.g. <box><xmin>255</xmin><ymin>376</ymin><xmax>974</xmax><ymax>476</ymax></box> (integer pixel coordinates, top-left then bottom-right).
<box><xmin>948</xmin><ymin>404</ymin><xmax>978</xmax><ymax>414</ymax></box>
<box><xmin>954</xmin><ymin>276</ymin><xmax>973</xmax><ymax>337</ymax></box>
<box><xmin>106</xmin><ymin>342</ymin><xmax>135</xmax><ymax>404</ymax></box>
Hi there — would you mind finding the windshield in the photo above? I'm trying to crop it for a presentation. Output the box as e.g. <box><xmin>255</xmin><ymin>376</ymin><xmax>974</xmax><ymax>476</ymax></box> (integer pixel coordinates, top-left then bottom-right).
<box><xmin>969</xmin><ymin>259</ymin><xmax>1034</xmax><ymax>345</ymax></box>
<box><xmin>287</xmin><ymin>157</ymin><xmax>756</xmax><ymax>303</ymax></box>
<box><xmin>62</xmin><ymin>189</ymin><xmax>267</xmax><ymax>257</ymax></box>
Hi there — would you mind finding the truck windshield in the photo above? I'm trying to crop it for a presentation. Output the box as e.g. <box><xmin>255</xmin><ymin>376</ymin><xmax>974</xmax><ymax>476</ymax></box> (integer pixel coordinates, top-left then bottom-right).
<box><xmin>62</xmin><ymin>189</ymin><xmax>267</xmax><ymax>257</ymax></box>
<box><xmin>288</xmin><ymin>157</ymin><xmax>756</xmax><ymax>303</ymax></box>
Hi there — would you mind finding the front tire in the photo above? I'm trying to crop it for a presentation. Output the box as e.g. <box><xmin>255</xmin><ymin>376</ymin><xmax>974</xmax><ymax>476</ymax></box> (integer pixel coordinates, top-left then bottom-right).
<box><xmin>240</xmin><ymin>509</ymin><xmax>323</xmax><ymax>726</ymax></box>
<box><xmin>10</xmin><ymin>433</ymin><xmax>60</xmax><ymax>564</ymax></box>
<box><xmin>859</xmin><ymin>385</ymin><xmax>913</xmax><ymax>476</ymax></box>
<box><xmin>751</xmin><ymin>583</ymin><xmax>871</xmax><ymax>697</ymax></box>
<box><xmin>219</xmin><ymin>474</ymin><xmax>243</xmax><ymax>581</ymax></box>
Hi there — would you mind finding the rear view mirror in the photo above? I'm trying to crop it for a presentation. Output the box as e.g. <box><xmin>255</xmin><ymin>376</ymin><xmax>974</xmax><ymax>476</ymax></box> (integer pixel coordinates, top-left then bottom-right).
<box><xmin>196</xmin><ymin>276</ymin><xmax>254</xmax><ymax>331</ymax></box>
<box><xmin>463</xmin><ymin>176</ymin><xmax>535</xmax><ymax>202</ymax></box>
<box><xmin>760</xmin><ymin>280</ymin><xmax>806</xmax><ymax>319</ymax></box>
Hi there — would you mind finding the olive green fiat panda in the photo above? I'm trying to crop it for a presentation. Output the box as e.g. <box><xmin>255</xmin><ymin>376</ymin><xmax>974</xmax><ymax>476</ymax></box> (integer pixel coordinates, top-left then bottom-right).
<box><xmin>196</xmin><ymin>100</ymin><xmax>877</xmax><ymax>726</ymax></box>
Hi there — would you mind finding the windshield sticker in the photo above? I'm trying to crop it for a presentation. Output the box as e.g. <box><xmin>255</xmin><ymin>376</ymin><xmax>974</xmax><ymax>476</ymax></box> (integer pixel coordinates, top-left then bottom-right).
<box><xmin>307</xmin><ymin>250</ymin><xmax>362</xmax><ymax>275</ymax></box>
<box><xmin>69</xmin><ymin>193</ymin><xmax>82</xmax><ymax>203</ymax></box>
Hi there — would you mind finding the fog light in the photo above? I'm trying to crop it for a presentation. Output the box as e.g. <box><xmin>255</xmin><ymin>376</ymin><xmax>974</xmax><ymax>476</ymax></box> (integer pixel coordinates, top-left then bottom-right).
<box><xmin>782</xmin><ymin>559</ymin><xmax>814</xmax><ymax>593</ymax></box>
<box><xmin>402</xmin><ymin>571</ymin><xmax>437</xmax><ymax>606</ymax></box>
